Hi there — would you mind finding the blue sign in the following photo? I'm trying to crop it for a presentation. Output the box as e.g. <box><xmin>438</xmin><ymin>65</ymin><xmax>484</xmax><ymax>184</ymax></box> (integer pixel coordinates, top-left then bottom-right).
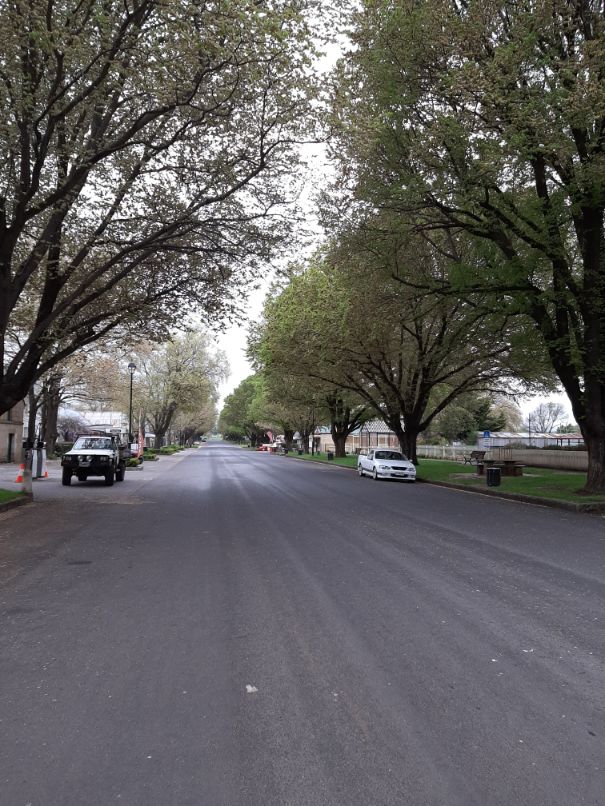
<box><xmin>483</xmin><ymin>430</ymin><xmax>490</xmax><ymax>438</ymax></box>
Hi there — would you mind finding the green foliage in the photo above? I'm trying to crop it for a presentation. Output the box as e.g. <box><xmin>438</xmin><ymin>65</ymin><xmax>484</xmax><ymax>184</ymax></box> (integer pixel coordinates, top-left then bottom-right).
<box><xmin>429</xmin><ymin>396</ymin><xmax>508</xmax><ymax>443</ymax></box>
<box><xmin>329</xmin><ymin>0</ymin><xmax>605</xmax><ymax>490</ymax></box>
<box><xmin>132</xmin><ymin>332</ymin><xmax>225</xmax><ymax>445</ymax></box>
<box><xmin>556</xmin><ymin>424</ymin><xmax>578</xmax><ymax>434</ymax></box>
<box><xmin>218</xmin><ymin>375</ymin><xmax>268</xmax><ymax>445</ymax></box>
<box><xmin>0</xmin><ymin>0</ymin><xmax>322</xmax><ymax>415</ymax></box>
<box><xmin>473</xmin><ymin>399</ymin><xmax>508</xmax><ymax>434</ymax></box>
<box><xmin>250</xmin><ymin>236</ymin><xmax>546</xmax><ymax>461</ymax></box>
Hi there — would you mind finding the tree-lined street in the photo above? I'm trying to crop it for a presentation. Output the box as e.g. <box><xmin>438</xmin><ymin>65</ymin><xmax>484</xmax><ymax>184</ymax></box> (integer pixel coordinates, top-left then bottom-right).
<box><xmin>1</xmin><ymin>444</ymin><xmax>603</xmax><ymax>805</ymax></box>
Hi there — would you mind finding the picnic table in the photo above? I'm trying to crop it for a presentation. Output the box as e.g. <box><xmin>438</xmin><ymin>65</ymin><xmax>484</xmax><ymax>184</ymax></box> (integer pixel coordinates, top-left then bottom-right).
<box><xmin>476</xmin><ymin>458</ymin><xmax>525</xmax><ymax>477</ymax></box>
<box><xmin>463</xmin><ymin>450</ymin><xmax>486</xmax><ymax>465</ymax></box>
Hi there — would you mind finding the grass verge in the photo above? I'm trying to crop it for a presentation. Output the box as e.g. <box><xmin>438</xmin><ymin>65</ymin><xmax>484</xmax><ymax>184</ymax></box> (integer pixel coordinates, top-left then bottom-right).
<box><xmin>0</xmin><ymin>488</ymin><xmax>26</xmax><ymax>504</ymax></box>
<box><xmin>416</xmin><ymin>459</ymin><xmax>605</xmax><ymax>505</ymax></box>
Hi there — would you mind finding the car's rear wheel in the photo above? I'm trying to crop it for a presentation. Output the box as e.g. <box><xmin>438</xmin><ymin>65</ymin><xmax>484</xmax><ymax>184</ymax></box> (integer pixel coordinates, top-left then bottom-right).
<box><xmin>358</xmin><ymin>465</ymin><xmax>364</xmax><ymax>476</ymax></box>
<box><xmin>372</xmin><ymin>468</ymin><xmax>378</xmax><ymax>480</ymax></box>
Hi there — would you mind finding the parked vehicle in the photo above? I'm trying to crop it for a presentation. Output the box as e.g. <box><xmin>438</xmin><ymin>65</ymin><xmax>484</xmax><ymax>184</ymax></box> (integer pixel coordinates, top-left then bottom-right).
<box><xmin>61</xmin><ymin>432</ymin><xmax>130</xmax><ymax>486</ymax></box>
<box><xmin>357</xmin><ymin>449</ymin><xmax>416</xmax><ymax>482</ymax></box>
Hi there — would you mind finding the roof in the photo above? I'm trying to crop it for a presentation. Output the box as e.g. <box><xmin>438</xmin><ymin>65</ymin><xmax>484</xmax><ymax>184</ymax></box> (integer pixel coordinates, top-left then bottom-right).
<box><xmin>314</xmin><ymin>418</ymin><xmax>400</xmax><ymax>436</ymax></box>
<box><xmin>480</xmin><ymin>431</ymin><xmax>584</xmax><ymax>440</ymax></box>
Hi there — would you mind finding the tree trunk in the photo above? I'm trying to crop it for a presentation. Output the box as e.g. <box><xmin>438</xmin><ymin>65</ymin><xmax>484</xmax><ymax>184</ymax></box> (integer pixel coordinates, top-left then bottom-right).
<box><xmin>399</xmin><ymin>430</ymin><xmax>419</xmax><ymax>464</ymax></box>
<box><xmin>152</xmin><ymin>402</ymin><xmax>177</xmax><ymax>448</ymax></box>
<box><xmin>27</xmin><ymin>386</ymin><xmax>38</xmax><ymax>446</ymax></box>
<box><xmin>333</xmin><ymin>431</ymin><xmax>348</xmax><ymax>458</ymax></box>
<box><xmin>327</xmin><ymin>395</ymin><xmax>361</xmax><ymax>458</ymax></box>
<box><xmin>565</xmin><ymin>375</ymin><xmax>604</xmax><ymax>493</ymax></box>
<box><xmin>41</xmin><ymin>374</ymin><xmax>61</xmax><ymax>455</ymax></box>
<box><xmin>298</xmin><ymin>425</ymin><xmax>312</xmax><ymax>453</ymax></box>
<box><xmin>389</xmin><ymin>419</ymin><xmax>419</xmax><ymax>464</ymax></box>
<box><xmin>283</xmin><ymin>428</ymin><xmax>295</xmax><ymax>450</ymax></box>
<box><xmin>580</xmin><ymin>425</ymin><xmax>605</xmax><ymax>494</ymax></box>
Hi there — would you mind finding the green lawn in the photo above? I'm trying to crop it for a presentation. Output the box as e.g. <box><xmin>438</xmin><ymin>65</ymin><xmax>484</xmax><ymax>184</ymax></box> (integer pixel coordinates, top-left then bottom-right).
<box><xmin>415</xmin><ymin>459</ymin><xmax>605</xmax><ymax>505</ymax></box>
<box><xmin>0</xmin><ymin>488</ymin><xmax>26</xmax><ymax>504</ymax></box>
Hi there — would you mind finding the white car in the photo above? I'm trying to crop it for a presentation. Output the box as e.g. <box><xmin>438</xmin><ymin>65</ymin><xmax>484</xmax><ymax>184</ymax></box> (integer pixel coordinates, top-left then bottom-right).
<box><xmin>357</xmin><ymin>449</ymin><xmax>416</xmax><ymax>482</ymax></box>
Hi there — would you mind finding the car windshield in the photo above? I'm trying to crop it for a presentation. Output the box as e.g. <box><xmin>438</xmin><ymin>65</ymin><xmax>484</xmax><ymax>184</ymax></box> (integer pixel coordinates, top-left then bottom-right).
<box><xmin>374</xmin><ymin>450</ymin><xmax>406</xmax><ymax>460</ymax></box>
<box><xmin>73</xmin><ymin>437</ymin><xmax>112</xmax><ymax>450</ymax></box>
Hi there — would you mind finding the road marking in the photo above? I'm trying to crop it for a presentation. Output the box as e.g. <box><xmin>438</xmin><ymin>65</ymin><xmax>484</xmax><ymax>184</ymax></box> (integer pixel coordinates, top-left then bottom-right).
<box><xmin>245</xmin><ymin>684</ymin><xmax>258</xmax><ymax>694</ymax></box>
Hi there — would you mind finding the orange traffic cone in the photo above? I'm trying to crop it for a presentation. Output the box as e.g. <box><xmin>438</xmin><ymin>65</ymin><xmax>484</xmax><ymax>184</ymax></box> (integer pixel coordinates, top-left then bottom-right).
<box><xmin>15</xmin><ymin>463</ymin><xmax>25</xmax><ymax>483</ymax></box>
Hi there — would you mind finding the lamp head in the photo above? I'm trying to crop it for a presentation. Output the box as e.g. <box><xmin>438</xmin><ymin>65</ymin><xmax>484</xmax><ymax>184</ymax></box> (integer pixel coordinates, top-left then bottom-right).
<box><xmin>128</xmin><ymin>362</ymin><xmax>136</xmax><ymax>375</ymax></box>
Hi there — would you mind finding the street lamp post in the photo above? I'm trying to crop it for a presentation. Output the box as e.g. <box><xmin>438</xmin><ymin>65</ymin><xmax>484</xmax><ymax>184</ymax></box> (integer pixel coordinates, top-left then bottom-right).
<box><xmin>127</xmin><ymin>362</ymin><xmax>136</xmax><ymax>444</ymax></box>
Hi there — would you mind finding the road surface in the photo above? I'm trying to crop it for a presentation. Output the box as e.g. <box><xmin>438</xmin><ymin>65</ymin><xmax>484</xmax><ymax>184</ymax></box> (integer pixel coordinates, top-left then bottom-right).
<box><xmin>1</xmin><ymin>443</ymin><xmax>603</xmax><ymax>805</ymax></box>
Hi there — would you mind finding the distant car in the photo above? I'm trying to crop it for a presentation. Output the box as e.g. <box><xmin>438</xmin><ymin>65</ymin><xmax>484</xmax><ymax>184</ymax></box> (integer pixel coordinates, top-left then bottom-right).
<box><xmin>357</xmin><ymin>449</ymin><xmax>416</xmax><ymax>482</ymax></box>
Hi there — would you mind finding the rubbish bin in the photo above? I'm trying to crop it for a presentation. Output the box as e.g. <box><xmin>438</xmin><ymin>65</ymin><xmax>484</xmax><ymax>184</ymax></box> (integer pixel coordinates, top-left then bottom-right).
<box><xmin>327</xmin><ymin>451</ymin><xmax>334</xmax><ymax>460</ymax></box>
<box><xmin>486</xmin><ymin>466</ymin><xmax>501</xmax><ymax>487</ymax></box>
<box><xmin>298</xmin><ymin>449</ymin><xmax>303</xmax><ymax>455</ymax></box>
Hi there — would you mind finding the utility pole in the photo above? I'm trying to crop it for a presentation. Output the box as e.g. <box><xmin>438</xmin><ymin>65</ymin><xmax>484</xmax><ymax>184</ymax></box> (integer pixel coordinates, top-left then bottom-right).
<box><xmin>128</xmin><ymin>362</ymin><xmax>136</xmax><ymax>443</ymax></box>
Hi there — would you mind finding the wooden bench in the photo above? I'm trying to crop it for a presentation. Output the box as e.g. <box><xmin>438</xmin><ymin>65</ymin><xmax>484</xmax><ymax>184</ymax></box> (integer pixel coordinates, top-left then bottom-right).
<box><xmin>463</xmin><ymin>450</ymin><xmax>486</xmax><ymax>465</ymax></box>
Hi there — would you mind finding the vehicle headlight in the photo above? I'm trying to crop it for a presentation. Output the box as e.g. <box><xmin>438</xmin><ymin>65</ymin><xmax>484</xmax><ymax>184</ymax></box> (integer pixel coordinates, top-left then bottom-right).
<box><xmin>378</xmin><ymin>464</ymin><xmax>389</xmax><ymax>469</ymax></box>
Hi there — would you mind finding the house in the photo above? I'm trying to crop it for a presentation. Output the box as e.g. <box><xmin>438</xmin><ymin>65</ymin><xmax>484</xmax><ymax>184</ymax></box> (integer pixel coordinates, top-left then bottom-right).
<box><xmin>0</xmin><ymin>401</ymin><xmax>25</xmax><ymax>463</ymax></box>
<box><xmin>314</xmin><ymin>419</ymin><xmax>400</xmax><ymax>454</ymax></box>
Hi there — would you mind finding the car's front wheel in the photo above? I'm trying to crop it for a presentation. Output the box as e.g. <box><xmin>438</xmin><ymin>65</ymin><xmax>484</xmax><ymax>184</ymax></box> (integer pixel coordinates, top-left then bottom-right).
<box><xmin>372</xmin><ymin>468</ymin><xmax>378</xmax><ymax>480</ymax></box>
<box><xmin>61</xmin><ymin>468</ymin><xmax>72</xmax><ymax>486</ymax></box>
<box><xmin>104</xmin><ymin>469</ymin><xmax>115</xmax><ymax>486</ymax></box>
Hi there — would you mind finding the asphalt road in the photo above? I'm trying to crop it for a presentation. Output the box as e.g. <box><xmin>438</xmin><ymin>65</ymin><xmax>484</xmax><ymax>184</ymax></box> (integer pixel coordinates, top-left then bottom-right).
<box><xmin>1</xmin><ymin>443</ymin><xmax>603</xmax><ymax>806</ymax></box>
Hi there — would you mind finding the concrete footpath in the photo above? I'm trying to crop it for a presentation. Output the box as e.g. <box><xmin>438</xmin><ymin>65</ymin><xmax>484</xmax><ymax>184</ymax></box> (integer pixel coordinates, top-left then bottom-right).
<box><xmin>0</xmin><ymin>451</ymin><xmax>191</xmax><ymax>512</ymax></box>
<box><xmin>0</xmin><ymin>458</ymin><xmax>61</xmax><ymax>512</ymax></box>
